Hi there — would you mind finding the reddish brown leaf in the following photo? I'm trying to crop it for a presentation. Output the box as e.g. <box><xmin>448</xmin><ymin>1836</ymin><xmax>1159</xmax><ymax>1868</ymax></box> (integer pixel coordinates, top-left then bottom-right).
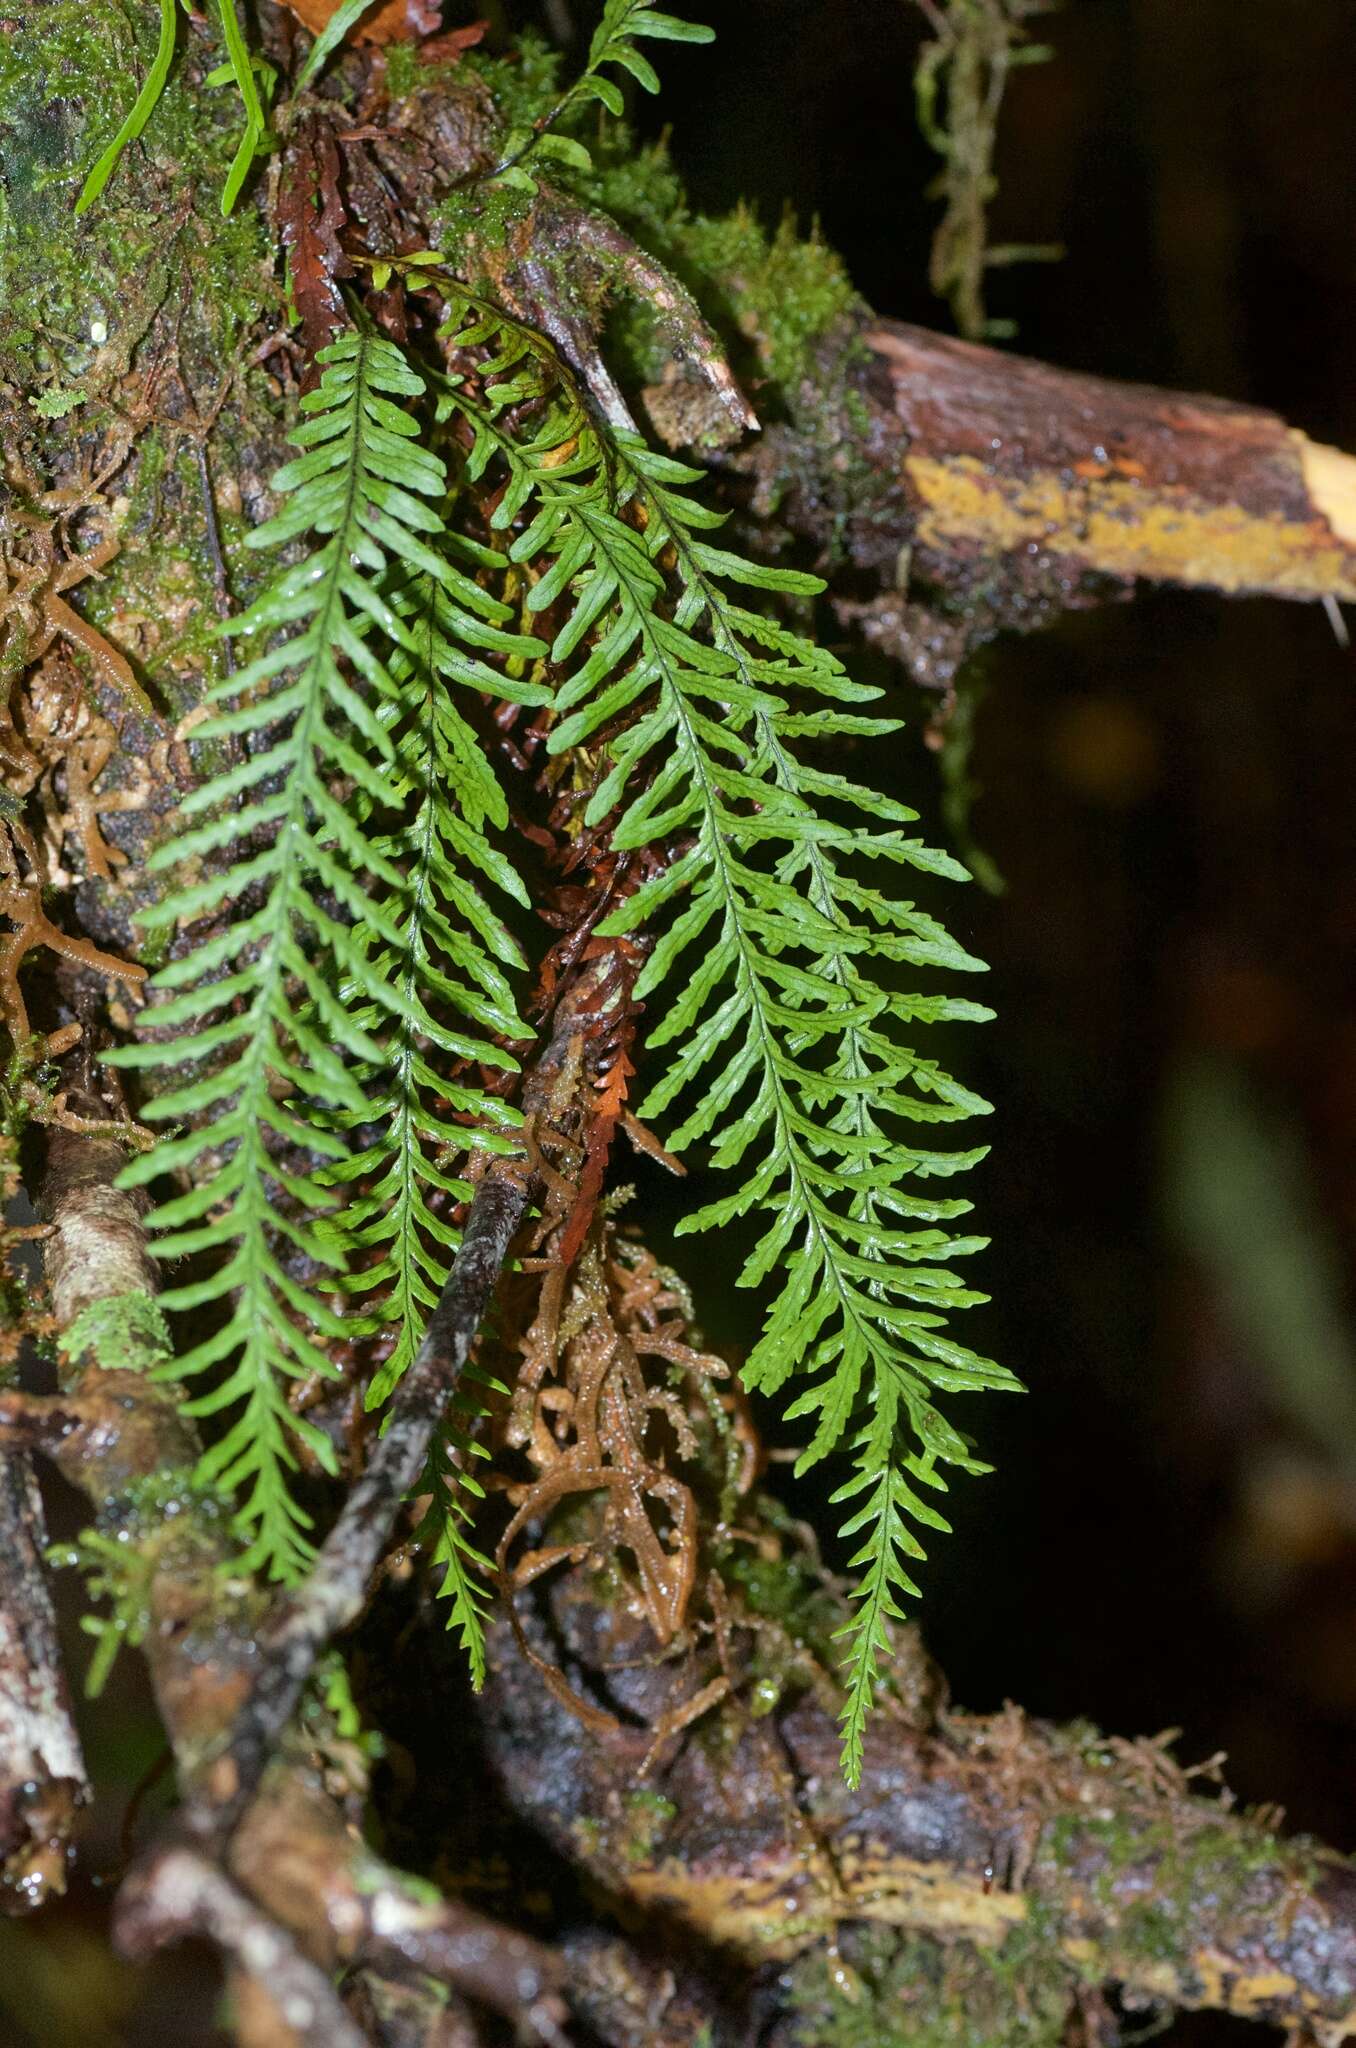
<box><xmin>280</xmin><ymin>0</ymin><xmax>482</xmax><ymax>48</ymax></box>
<box><xmin>557</xmin><ymin>1055</ymin><xmax>633</xmax><ymax>1271</ymax></box>
<box><xmin>278</xmin><ymin>117</ymin><xmax>349</xmax><ymax>370</ymax></box>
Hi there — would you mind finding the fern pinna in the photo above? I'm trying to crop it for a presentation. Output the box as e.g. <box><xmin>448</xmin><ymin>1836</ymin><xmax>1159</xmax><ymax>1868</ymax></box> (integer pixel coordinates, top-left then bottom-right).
<box><xmin>110</xmin><ymin>329</ymin><xmax>538</xmax><ymax>1590</ymax></box>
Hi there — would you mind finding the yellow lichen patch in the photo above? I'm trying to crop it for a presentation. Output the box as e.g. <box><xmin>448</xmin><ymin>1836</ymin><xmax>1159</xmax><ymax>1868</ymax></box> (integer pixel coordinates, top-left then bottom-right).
<box><xmin>1081</xmin><ymin>1942</ymin><xmax>1320</xmax><ymax>2025</ymax></box>
<box><xmin>905</xmin><ymin>453</ymin><xmax>1356</xmax><ymax>601</ymax></box>
<box><xmin>625</xmin><ymin>1857</ymin><xmax>837</xmax><ymax>1956</ymax></box>
<box><xmin>836</xmin><ymin>1845</ymin><xmax>1027</xmax><ymax>1943</ymax></box>
<box><xmin>625</xmin><ymin>1848</ymin><xmax>1027</xmax><ymax>1960</ymax></box>
<box><xmin>1188</xmin><ymin>1951</ymin><xmax>1300</xmax><ymax>2018</ymax></box>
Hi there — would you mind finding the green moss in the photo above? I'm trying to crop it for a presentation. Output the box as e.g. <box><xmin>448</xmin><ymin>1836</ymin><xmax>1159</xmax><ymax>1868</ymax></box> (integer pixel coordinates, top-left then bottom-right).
<box><xmin>787</xmin><ymin>1924</ymin><xmax>1074</xmax><ymax>2048</ymax></box>
<box><xmin>60</xmin><ymin>1289</ymin><xmax>171</xmax><ymax>1375</ymax></box>
<box><xmin>587</xmin><ymin>131</ymin><xmax>690</xmax><ymax>253</ymax></box>
<box><xmin>620</xmin><ymin>1789</ymin><xmax>677</xmax><ymax>1864</ymax></box>
<box><xmin>433</xmin><ymin>44</ymin><xmax>853</xmax><ymax>411</ymax></box>
<box><xmin>1038</xmin><ymin>1808</ymin><xmax>1318</xmax><ymax>1980</ymax></box>
<box><xmin>49</xmin><ymin>1469</ymin><xmax>226</xmax><ymax>1697</ymax></box>
<box><xmin>0</xmin><ymin>0</ymin><xmax>272</xmax><ymax>394</ymax></box>
<box><xmin>435</xmin><ymin>178</ymin><xmax>535</xmax><ymax>272</ymax></box>
<box><xmin>673</xmin><ymin>207</ymin><xmax>856</xmax><ymax>393</ymax></box>
<box><xmin>79</xmin><ymin>435</ymin><xmax>253</xmax><ymax>710</ymax></box>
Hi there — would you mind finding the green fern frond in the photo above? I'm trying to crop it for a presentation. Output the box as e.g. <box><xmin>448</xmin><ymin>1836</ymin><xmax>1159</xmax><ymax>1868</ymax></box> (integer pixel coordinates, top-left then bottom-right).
<box><xmin>414</xmin><ymin>1423</ymin><xmax>498</xmax><ymax>1690</ymax></box>
<box><xmin>572</xmin><ymin>0</ymin><xmax>715</xmax><ymax>111</ymax></box>
<box><xmin>110</xmin><ymin>327</ymin><xmax>530</xmax><ymax>1583</ymax></box>
<box><xmin>494</xmin><ymin>1</ymin><xmax>714</xmax><ymax>189</ymax></box>
<box><xmin>75</xmin><ymin>0</ymin><xmax>182</xmax><ymax>217</ymax></box>
<box><xmin>313</xmin><ymin>506</ymin><xmax>548</xmax><ymax>1666</ymax></box>
<box><xmin>327</xmin><ymin>557</ymin><xmax>547</xmax><ymax>1416</ymax></box>
<box><xmin>435</xmin><ymin>285</ymin><xmax>1019</xmax><ymax>1778</ymax></box>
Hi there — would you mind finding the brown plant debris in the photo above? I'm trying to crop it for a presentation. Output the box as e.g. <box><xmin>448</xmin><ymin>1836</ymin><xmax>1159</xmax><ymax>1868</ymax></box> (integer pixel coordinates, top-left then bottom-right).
<box><xmin>0</xmin><ymin>816</ymin><xmax>145</xmax><ymax>1050</ymax></box>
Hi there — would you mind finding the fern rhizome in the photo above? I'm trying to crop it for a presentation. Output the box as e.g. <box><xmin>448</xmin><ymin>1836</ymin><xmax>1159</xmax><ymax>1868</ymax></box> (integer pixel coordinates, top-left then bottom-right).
<box><xmin>90</xmin><ymin>0</ymin><xmax>1020</xmax><ymax>1781</ymax></box>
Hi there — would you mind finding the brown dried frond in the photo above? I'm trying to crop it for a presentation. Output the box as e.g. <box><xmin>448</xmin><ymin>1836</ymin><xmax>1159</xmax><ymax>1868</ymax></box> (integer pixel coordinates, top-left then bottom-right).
<box><xmin>9</xmin><ymin>651</ymin><xmax>153</xmax><ymax>883</ymax></box>
<box><xmin>496</xmin><ymin>1206</ymin><xmax>729</xmax><ymax>1737</ymax></box>
<box><xmin>0</xmin><ymin>816</ymin><xmax>145</xmax><ymax>1049</ymax></box>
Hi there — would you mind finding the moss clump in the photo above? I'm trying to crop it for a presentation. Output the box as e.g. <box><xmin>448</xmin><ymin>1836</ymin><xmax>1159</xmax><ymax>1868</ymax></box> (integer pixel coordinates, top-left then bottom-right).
<box><xmin>673</xmin><ymin>207</ymin><xmax>856</xmax><ymax>393</ymax></box>
<box><xmin>433</xmin><ymin>39</ymin><xmax>854</xmax><ymax>411</ymax></box>
<box><xmin>78</xmin><ymin>432</ymin><xmax>257</xmax><ymax>710</ymax></box>
<box><xmin>620</xmin><ymin>1789</ymin><xmax>677</xmax><ymax>1865</ymax></box>
<box><xmin>787</xmin><ymin>1923</ymin><xmax>1074</xmax><ymax>2048</ymax></box>
<box><xmin>0</xmin><ymin>0</ymin><xmax>272</xmax><ymax>395</ymax></box>
<box><xmin>60</xmin><ymin>1289</ymin><xmax>170</xmax><ymax>1375</ymax></box>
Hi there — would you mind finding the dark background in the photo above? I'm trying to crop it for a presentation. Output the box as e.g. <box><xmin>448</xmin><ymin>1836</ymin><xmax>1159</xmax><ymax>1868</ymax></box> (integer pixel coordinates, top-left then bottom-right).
<box><xmin>8</xmin><ymin>2</ymin><xmax>1356</xmax><ymax>2041</ymax></box>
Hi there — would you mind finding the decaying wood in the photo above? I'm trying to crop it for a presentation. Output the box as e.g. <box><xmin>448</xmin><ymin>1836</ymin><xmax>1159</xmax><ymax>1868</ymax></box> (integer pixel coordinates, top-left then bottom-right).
<box><xmin>32</xmin><ymin>1086</ymin><xmax>1351</xmax><ymax>2048</ymax></box>
<box><xmin>752</xmin><ymin>313</ymin><xmax>1356</xmax><ymax>688</ymax></box>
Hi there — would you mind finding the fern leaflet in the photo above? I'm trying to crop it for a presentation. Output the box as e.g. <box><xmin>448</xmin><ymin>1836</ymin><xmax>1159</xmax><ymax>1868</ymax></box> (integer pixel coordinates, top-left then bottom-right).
<box><xmin>493</xmin><ymin>1</ymin><xmax>714</xmax><ymax>189</ymax></box>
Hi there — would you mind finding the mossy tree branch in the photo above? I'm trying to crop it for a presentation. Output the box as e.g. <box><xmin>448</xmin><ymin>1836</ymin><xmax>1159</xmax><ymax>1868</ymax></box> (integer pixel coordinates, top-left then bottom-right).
<box><xmin>734</xmin><ymin>312</ymin><xmax>1356</xmax><ymax>691</ymax></box>
<box><xmin>483</xmin><ymin>1556</ymin><xmax>1356</xmax><ymax>2048</ymax></box>
<box><xmin>13</xmin><ymin>1062</ymin><xmax>566</xmax><ymax>2044</ymax></box>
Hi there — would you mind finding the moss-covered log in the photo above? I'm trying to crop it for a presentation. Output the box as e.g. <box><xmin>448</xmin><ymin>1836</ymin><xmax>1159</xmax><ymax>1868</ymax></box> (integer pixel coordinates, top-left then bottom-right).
<box><xmin>483</xmin><ymin>1560</ymin><xmax>1356</xmax><ymax>2046</ymax></box>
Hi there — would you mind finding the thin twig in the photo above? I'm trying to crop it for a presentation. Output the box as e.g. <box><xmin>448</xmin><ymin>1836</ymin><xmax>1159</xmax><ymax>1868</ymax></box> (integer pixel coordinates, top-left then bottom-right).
<box><xmin>190</xmin><ymin>1161</ymin><xmax>533</xmax><ymax>1841</ymax></box>
<box><xmin>114</xmin><ymin>1843</ymin><xmax>370</xmax><ymax>2048</ymax></box>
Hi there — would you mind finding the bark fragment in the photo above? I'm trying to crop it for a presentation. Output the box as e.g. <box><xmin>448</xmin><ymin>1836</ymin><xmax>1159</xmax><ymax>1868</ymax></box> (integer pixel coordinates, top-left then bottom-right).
<box><xmin>0</xmin><ymin>1448</ymin><xmax>88</xmax><ymax>1911</ymax></box>
<box><xmin>752</xmin><ymin>313</ymin><xmax>1356</xmax><ymax>689</ymax></box>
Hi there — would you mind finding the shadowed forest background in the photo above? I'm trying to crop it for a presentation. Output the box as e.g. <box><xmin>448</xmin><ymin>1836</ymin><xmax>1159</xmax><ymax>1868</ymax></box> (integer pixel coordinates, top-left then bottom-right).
<box><xmin>6</xmin><ymin>0</ymin><xmax>1356</xmax><ymax>2040</ymax></box>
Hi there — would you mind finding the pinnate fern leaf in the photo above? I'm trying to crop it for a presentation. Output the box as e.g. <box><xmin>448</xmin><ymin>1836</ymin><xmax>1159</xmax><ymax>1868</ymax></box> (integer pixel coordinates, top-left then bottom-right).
<box><xmin>110</xmin><ymin>327</ymin><xmax>533</xmax><ymax>1584</ymax></box>
<box><xmin>494</xmin><ymin>0</ymin><xmax>714</xmax><ymax>188</ymax></box>
<box><xmin>437</xmin><ymin>287</ymin><xmax>1021</xmax><ymax>1778</ymax></box>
